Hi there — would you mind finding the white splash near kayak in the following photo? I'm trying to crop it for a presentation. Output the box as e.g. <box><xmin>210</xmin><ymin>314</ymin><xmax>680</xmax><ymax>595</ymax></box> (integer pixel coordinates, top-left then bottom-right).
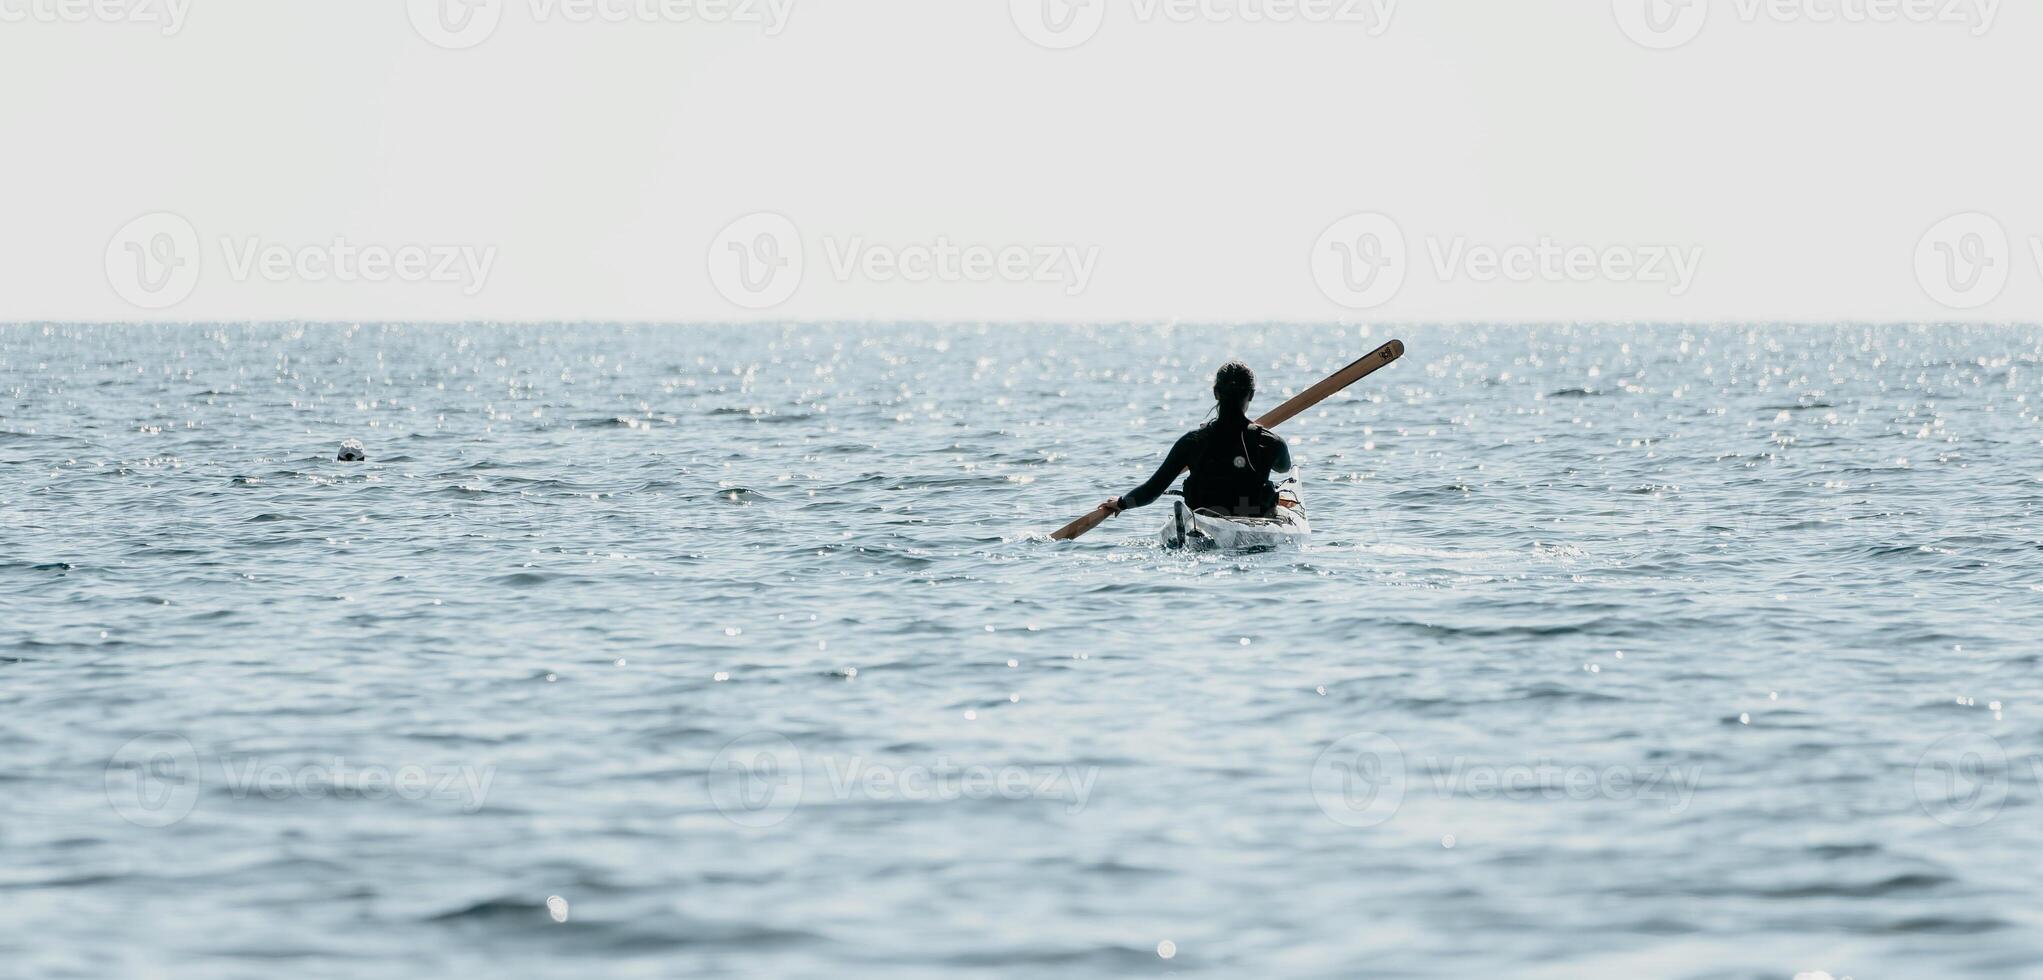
<box><xmin>1160</xmin><ymin>478</ymin><xmax>1310</xmax><ymax>551</ymax></box>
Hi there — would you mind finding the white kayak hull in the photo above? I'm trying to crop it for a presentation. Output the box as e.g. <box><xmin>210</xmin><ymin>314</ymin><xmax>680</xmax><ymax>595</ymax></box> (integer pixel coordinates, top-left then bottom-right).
<box><xmin>1158</xmin><ymin>480</ymin><xmax>1309</xmax><ymax>551</ymax></box>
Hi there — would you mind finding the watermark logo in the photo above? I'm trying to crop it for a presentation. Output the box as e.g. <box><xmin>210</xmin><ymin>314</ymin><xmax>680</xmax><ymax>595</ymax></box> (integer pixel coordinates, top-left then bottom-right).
<box><xmin>1633</xmin><ymin>486</ymin><xmax>1776</xmax><ymax>547</ymax></box>
<box><xmin>104</xmin><ymin>736</ymin><xmax>496</xmax><ymax>827</ymax></box>
<box><xmin>707</xmin><ymin>212</ymin><xmax>1102</xmax><ymax>309</ymax></box>
<box><xmin>1618</xmin><ymin>0</ymin><xmax>2000</xmax><ymax>49</ymax></box>
<box><xmin>1423</xmin><ymin>758</ymin><xmax>1702</xmax><ymax>811</ymax></box>
<box><xmin>106</xmin><ymin>212</ymin><xmax>202</xmax><ymax>310</ymax></box>
<box><xmin>1312</xmin><ymin>211</ymin><xmax>1703</xmax><ymax>310</ymax></box>
<box><xmin>1913</xmin><ymin>732</ymin><xmax>2007</xmax><ymax>828</ymax></box>
<box><xmin>1010</xmin><ymin>0</ymin><xmax>1105</xmax><ymax>50</ymax></box>
<box><xmin>410</xmin><ymin>0</ymin><xmax>794</xmax><ymax>49</ymax></box>
<box><xmin>819</xmin><ymin>238</ymin><xmax>1101</xmax><ymax>297</ymax></box>
<box><xmin>1613</xmin><ymin>0</ymin><xmax>1709</xmax><ymax>49</ymax></box>
<box><xmin>1745</xmin><ymin>0</ymin><xmax>2000</xmax><ymax>34</ymax></box>
<box><xmin>1312</xmin><ymin>212</ymin><xmax>1407</xmax><ymax>310</ymax></box>
<box><xmin>708</xmin><ymin>211</ymin><xmax>805</xmax><ymax>310</ymax></box>
<box><xmin>0</xmin><ymin>0</ymin><xmax>192</xmax><ymax>35</ymax></box>
<box><xmin>408</xmin><ymin>0</ymin><xmax>505</xmax><ymax>49</ymax></box>
<box><xmin>1915</xmin><ymin>212</ymin><xmax>2009</xmax><ymax>310</ymax></box>
<box><xmin>1312</xmin><ymin>732</ymin><xmax>1704</xmax><ymax>829</ymax></box>
<box><xmin>705</xmin><ymin>732</ymin><xmax>1103</xmax><ymax>827</ymax></box>
<box><xmin>1012</xmin><ymin>0</ymin><xmax>1396</xmax><ymax>50</ymax></box>
<box><xmin>106</xmin><ymin>733</ymin><xmax>201</xmax><ymax>828</ymax></box>
<box><xmin>104</xmin><ymin>215</ymin><xmax>500</xmax><ymax>310</ymax></box>
<box><xmin>1428</xmin><ymin>236</ymin><xmax>1704</xmax><ymax>294</ymax></box>
<box><xmin>1311</xmin><ymin>732</ymin><xmax>1406</xmax><ymax>827</ymax></box>
<box><xmin>707</xmin><ymin>731</ymin><xmax>804</xmax><ymax>827</ymax></box>
<box><xmin>215</xmin><ymin>237</ymin><xmax>498</xmax><ymax>297</ymax></box>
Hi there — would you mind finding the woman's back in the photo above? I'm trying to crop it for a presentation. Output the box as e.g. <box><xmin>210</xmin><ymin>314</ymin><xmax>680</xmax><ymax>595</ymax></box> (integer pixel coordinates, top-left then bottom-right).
<box><xmin>1182</xmin><ymin>417</ymin><xmax>1289</xmax><ymax>516</ymax></box>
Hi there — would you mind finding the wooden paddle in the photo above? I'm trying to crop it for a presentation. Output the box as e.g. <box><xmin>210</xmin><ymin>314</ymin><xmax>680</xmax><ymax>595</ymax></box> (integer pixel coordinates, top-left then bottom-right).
<box><xmin>1050</xmin><ymin>339</ymin><xmax>1406</xmax><ymax>541</ymax></box>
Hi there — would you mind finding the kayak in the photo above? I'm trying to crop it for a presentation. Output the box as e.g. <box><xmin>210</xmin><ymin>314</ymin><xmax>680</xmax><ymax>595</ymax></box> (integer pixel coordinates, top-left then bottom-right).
<box><xmin>1159</xmin><ymin>478</ymin><xmax>1309</xmax><ymax>551</ymax></box>
<box><xmin>1048</xmin><ymin>342</ymin><xmax>1403</xmax><ymax>544</ymax></box>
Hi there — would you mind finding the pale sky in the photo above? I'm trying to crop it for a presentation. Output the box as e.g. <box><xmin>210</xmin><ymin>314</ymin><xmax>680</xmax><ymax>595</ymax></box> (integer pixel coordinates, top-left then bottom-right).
<box><xmin>2</xmin><ymin>0</ymin><xmax>2039</xmax><ymax>322</ymax></box>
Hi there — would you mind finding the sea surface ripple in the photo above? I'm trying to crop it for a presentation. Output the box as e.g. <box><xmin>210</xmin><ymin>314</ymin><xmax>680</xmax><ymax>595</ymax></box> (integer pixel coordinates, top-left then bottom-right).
<box><xmin>3</xmin><ymin>323</ymin><xmax>2041</xmax><ymax>978</ymax></box>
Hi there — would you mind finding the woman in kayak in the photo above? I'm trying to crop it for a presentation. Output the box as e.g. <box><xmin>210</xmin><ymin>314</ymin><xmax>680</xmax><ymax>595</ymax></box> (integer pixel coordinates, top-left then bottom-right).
<box><xmin>1099</xmin><ymin>361</ymin><xmax>1293</xmax><ymax>519</ymax></box>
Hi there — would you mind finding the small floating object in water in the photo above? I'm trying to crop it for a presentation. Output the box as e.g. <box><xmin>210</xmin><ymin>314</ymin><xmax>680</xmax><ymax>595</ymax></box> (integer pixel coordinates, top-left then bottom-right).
<box><xmin>336</xmin><ymin>439</ymin><xmax>366</xmax><ymax>462</ymax></box>
<box><xmin>546</xmin><ymin>895</ymin><xmax>569</xmax><ymax>923</ymax></box>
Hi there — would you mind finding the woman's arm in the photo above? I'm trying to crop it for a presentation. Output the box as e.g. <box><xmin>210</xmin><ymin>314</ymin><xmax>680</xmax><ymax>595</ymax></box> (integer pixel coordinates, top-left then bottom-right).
<box><xmin>1110</xmin><ymin>431</ymin><xmax>1200</xmax><ymax>513</ymax></box>
<box><xmin>1268</xmin><ymin>432</ymin><xmax>1293</xmax><ymax>473</ymax></box>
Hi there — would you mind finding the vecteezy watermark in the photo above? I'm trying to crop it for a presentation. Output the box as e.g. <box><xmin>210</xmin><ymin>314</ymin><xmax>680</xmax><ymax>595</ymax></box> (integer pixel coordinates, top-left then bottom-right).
<box><xmin>105</xmin><ymin>212</ymin><xmax>500</xmax><ymax>309</ymax></box>
<box><xmin>1010</xmin><ymin>0</ymin><xmax>1397</xmax><ymax>51</ymax></box>
<box><xmin>406</xmin><ymin>0</ymin><xmax>795</xmax><ymax>50</ymax></box>
<box><xmin>0</xmin><ymin>0</ymin><xmax>192</xmax><ymax>35</ymax></box>
<box><xmin>1009</xmin><ymin>0</ymin><xmax>1105</xmax><ymax>49</ymax></box>
<box><xmin>215</xmin><ymin>237</ymin><xmax>498</xmax><ymax>297</ymax></box>
<box><xmin>1419</xmin><ymin>758</ymin><xmax>1702</xmax><ymax>811</ymax></box>
<box><xmin>706</xmin><ymin>212</ymin><xmax>804</xmax><ymax>310</ymax></box>
<box><xmin>408</xmin><ymin>0</ymin><xmax>504</xmax><ymax>49</ymax></box>
<box><xmin>705</xmin><ymin>732</ymin><xmax>1102</xmax><ymax>828</ymax></box>
<box><xmin>1613</xmin><ymin>0</ymin><xmax>2001</xmax><ymax>51</ymax></box>
<box><xmin>1611</xmin><ymin>0</ymin><xmax>1710</xmax><ymax>49</ymax></box>
<box><xmin>105</xmin><ymin>733</ymin><xmax>496</xmax><ymax>827</ymax></box>
<box><xmin>1311</xmin><ymin>211</ymin><xmax>1703</xmax><ymax>310</ymax></box>
<box><xmin>1913</xmin><ymin>732</ymin><xmax>2011</xmax><ymax>828</ymax></box>
<box><xmin>706</xmin><ymin>211</ymin><xmax>1102</xmax><ymax>309</ymax></box>
<box><xmin>1311</xmin><ymin>732</ymin><xmax>1407</xmax><ymax>827</ymax></box>
<box><xmin>1632</xmin><ymin>484</ymin><xmax>1782</xmax><ymax>545</ymax></box>
<box><xmin>1311</xmin><ymin>731</ymin><xmax>1702</xmax><ymax>829</ymax></box>
<box><xmin>1914</xmin><ymin>211</ymin><xmax>2024</xmax><ymax>310</ymax></box>
<box><xmin>1310</xmin><ymin>212</ymin><xmax>1407</xmax><ymax>311</ymax></box>
<box><xmin>105</xmin><ymin>212</ymin><xmax>203</xmax><ymax>310</ymax></box>
<box><xmin>105</xmin><ymin>732</ymin><xmax>201</xmax><ymax>827</ymax></box>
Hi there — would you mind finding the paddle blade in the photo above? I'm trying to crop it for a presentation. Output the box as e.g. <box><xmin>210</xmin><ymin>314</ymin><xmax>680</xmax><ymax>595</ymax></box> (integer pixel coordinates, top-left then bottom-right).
<box><xmin>1256</xmin><ymin>339</ymin><xmax>1404</xmax><ymax>429</ymax></box>
<box><xmin>1050</xmin><ymin>505</ymin><xmax>1113</xmax><ymax>542</ymax></box>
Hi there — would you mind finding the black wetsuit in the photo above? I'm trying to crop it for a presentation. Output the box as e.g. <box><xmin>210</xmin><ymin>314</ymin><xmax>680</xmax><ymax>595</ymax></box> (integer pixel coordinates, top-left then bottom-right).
<box><xmin>1119</xmin><ymin>415</ymin><xmax>1292</xmax><ymax>517</ymax></box>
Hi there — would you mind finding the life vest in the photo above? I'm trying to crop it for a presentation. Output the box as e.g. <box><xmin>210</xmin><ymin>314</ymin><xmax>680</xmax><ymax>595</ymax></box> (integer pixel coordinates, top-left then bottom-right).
<box><xmin>1182</xmin><ymin>418</ymin><xmax>1278</xmax><ymax>516</ymax></box>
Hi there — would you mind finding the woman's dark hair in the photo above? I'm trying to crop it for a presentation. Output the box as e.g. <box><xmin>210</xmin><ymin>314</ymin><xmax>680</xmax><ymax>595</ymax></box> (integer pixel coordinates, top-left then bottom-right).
<box><xmin>1213</xmin><ymin>361</ymin><xmax>1255</xmax><ymax>416</ymax></box>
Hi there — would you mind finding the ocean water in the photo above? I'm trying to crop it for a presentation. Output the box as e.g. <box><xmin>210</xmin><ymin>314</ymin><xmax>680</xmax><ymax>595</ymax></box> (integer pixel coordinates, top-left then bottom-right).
<box><xmin>3</xmin><ymin>323</ymin><xmax>2041</xmax><ymax>979</ymax></box>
